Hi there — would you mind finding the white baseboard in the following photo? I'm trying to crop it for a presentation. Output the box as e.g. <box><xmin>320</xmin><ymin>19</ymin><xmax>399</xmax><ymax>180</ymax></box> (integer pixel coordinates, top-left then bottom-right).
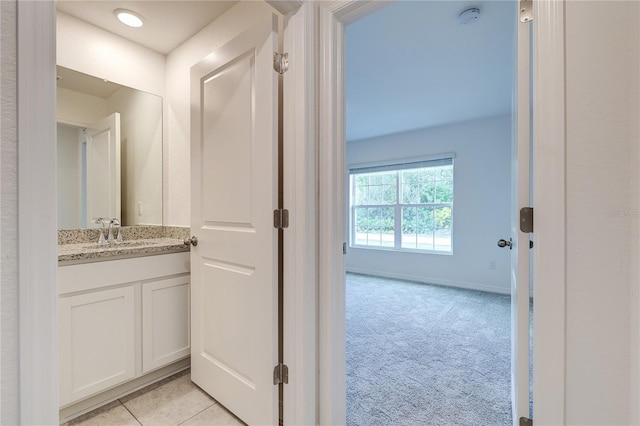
<box><xmin>346</xmin><ymin>267</ymin><xmax>511</xmax><ymax>295</ymax></box>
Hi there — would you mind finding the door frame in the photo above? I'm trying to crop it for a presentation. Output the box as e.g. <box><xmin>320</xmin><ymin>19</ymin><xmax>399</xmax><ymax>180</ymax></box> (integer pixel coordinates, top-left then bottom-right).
<box><xmin>314</xmin><ymin>0</ymin><xmax>567</xmax><ymax>424</ymax></box>
<box><xmin>14</xmin><ymin>0</ymin><xmax>59</xmax><ymax>424</ymax></box>
<box><xmin>13</xmin><ymin>1</ymin><xmax>319</xmax><ymax>423</ymax></box>
<box><xmin>529</xmin><ymin>1</ymin><xmax>567</xmax><ymax>423</ymax></box>
<box><xmin>280</xmin><ymin>2</ymin><xmax>318</xmax><ymax>425</ymax></box>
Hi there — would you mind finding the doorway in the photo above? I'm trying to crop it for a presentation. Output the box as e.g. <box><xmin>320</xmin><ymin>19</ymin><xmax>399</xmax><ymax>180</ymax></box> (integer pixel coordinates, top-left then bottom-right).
<box><xmin>338</xmin><ymin>0</ymin><xmax>531</xmax><ymax>424</ymax></box>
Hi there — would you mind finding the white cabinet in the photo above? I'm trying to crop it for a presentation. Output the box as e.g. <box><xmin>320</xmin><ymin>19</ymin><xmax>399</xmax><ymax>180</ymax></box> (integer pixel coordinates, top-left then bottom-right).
<box><xmin>142</xmin><ymin>276</ymin><xmax>190</xmax><ymax>372</ymax></box>
<box><xmin>58</xmin><ymin>252</ymin><xmax>190</xmax><ymax>407</ymax></box>
<box><xmin>59</xmin><ymin>286</ymin><xmax>136</xmax><ymax>406</ymax></box>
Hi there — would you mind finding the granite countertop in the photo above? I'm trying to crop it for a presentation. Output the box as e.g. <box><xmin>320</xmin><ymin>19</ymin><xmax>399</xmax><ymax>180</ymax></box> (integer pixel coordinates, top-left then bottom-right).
<box><xmin>58</xmin><ymin>226</ymin><xmax>190</xmax><ymax>264</ymax></box>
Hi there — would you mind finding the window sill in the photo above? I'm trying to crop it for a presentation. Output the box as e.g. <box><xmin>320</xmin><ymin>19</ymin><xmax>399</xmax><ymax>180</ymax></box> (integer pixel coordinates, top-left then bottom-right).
<box><xmin>349</xmin><ymin>245</ymin><xmax>453</xmax><ymax>256</ymax></box>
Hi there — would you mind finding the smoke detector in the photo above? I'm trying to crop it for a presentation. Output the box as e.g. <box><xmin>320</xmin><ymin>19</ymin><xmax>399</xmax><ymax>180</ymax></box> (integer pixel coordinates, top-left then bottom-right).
<box><xmin>458</xmin><ymin>7</ymin><xmax>481</xmax><ymax>26</ymax></box>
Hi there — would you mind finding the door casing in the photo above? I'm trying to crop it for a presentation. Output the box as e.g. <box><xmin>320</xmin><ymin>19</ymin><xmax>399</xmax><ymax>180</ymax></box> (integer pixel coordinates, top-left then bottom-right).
<box><xmin>313</xmin><ymin>0</ymin><xmax>567</xmax><ymax>424</ymax></box>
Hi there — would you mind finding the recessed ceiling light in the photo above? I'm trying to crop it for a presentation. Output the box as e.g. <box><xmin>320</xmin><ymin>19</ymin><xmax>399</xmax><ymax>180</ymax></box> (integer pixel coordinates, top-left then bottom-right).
<box><xmin>114</xmin><ymin>9</ymin><xmax>143</xmax><ymax>28</ymax></box>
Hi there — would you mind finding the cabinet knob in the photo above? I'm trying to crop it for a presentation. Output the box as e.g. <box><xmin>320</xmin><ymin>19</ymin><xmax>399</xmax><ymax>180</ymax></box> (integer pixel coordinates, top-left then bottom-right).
<box><xmin>184</xmin><ymin>236</ymin><xmax>198</xmax><ymax>247</ymax></box>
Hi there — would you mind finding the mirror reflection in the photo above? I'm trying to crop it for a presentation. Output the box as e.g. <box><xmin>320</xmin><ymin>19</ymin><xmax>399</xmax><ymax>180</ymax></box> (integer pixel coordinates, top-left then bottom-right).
<box><xmin>57</xmin><ymin>66</ymin><xmax>163</xmax><ymax>229</ymax></box>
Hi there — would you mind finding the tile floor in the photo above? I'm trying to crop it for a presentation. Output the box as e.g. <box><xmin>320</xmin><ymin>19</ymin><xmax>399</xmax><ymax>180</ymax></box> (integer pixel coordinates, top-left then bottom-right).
<box><xmin>63</xmin><ymin>370</ymin><xmax>245</xmax><ymax>426</ymax></box>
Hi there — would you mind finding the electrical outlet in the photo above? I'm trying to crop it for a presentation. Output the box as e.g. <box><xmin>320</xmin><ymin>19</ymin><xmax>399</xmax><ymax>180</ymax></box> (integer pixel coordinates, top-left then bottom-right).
<box><xmin>489</xmin><ymin>260</ymin><xmax>496</xmax><ymax>270</ymax></box>
<box><xmin>138</xmin><ymin>201</ymin><xmax>143</xmax><ymax>216</ymax></box>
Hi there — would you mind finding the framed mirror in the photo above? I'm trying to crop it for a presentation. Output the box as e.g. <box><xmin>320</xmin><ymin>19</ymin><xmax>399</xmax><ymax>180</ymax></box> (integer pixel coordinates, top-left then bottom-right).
<box><xmin>56</xmin><ymin>66</ymin><xmax>163</xmax><ymax>229</ymax></box>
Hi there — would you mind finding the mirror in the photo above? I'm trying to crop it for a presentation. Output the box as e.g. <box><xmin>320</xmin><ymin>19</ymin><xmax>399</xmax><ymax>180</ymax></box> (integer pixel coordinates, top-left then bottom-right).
<box><xmin>56</xmin><ymin>66</ymin><xmax>163</xmax><ymax>229</ymax></box>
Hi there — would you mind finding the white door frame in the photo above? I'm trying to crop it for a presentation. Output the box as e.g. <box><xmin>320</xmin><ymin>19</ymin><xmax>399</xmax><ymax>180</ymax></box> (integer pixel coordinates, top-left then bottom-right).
<box><xmin>280</xmin><ymin>2</ymin><xmax>318</xmax><ymax>425</ymax></box>
<box><xmin>14</xmin><ymin>0</ymin><xmax>59</xmax><ymax>424</ymax></box>
<box><xmin>530</xmin><ymin>1</ymin><xmax>567</xmax><ymax>423</ymax></box>
<box><xmin>314</xmin><ymin>0</ymin><xmax>567</xmax><ymax>424</ymax></box>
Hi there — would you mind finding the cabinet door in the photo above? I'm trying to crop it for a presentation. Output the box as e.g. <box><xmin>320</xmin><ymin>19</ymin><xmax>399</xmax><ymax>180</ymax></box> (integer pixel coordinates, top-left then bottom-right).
<box><xmin>142</xmin><ymin>276</ymin><xmax>190</xmax><ymax>372</ymax></box>
<box><xmin>59</xmin><ymin>286</ymin><xmax>135</xmax><ymax>406</ymax></box>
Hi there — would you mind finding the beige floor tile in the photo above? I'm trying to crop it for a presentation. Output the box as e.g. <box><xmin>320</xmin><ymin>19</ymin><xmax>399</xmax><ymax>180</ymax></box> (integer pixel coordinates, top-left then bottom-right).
<box><xmin>121</xmin><ymin>372</ymin><xmax>215</xmax><ymax>426</ymax></box>
<box><xmin>180</xmin><ymin>404</ymin><xmax>245</xmax><ymax>426</ymax></box>
<box><xmin>63</xmin><ymin>400</ymin><xmax>140</xmax><ymax>426</ymax></box>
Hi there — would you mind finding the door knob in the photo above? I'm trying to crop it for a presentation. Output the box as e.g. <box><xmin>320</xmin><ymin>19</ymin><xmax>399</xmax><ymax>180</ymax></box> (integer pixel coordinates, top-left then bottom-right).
<box><xmin>497</xmin><ymin>238</ymin><xmax>512</xmax><ymax>249</ymax></box>
<box><xmin>184</xmin><ymin>236</ymin><xmax>198</xmax><ymax>247</ymax></box>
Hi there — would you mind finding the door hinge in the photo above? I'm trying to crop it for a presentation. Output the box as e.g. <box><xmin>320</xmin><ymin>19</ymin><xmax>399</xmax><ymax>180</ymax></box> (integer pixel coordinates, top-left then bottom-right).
<box><xmin>273</xmin><ymin>363</ymin><xmax>289</xmax><ymax>385</ymax></box>
<box><xmin>273</xmin><ymin>52</ymin><xmax>289</xmax><ymax>74</ymax></box>
<box><xmin>520</xmin><ymin>207</ymin><xmax>533</xmax><ymax>233</ymax></box>
<box><xmin>274</xmin><ymin>209</ymin><xmax>289</xmax><ymax>229</ymax></box>
<box><xmin>343</xmin><ymin>242</ymin><xmax>347</xmax><ymax>255</ymax></box>
<box><xmin>519</xmin><ymin>417</ymin><xmax>533</xmax><ymax>426</ymax></box>
<box><xmin>519</xmin><ymin>0</ymin><xmax>533</xmax><ymax>23</ymax></box>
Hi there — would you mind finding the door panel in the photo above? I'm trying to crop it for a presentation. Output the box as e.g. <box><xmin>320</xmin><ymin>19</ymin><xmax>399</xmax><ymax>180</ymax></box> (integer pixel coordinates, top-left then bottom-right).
<box><xmin>201</xmin><ymin>262</ymin><xmax>255</xmax><ymax>382</ymax></box>
<box><xmin>511</xmin><ymin>12</ymin><xmax>532</xmax><ymax>425</ymax></box>
<box><xmin>202</xmin><ymin>53</ymin><xmax>254</xmax><ymax>225</ymax></box>
<box><xmin>190</xmin><ymin>12</ymin><xmax>279</xmax><ymax>426</ymax></box>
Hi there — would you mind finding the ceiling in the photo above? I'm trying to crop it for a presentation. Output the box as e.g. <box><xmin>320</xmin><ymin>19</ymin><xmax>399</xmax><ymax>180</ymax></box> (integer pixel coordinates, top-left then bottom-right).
<box><xmin>56</xmin><ymin>0</ymin><xmax>238</xmax><ymax>55</ymax></box>
<box><xmin>56</xmin><ymin>1</ymin><xmax>515</xmax><ymax>140</ymax></box>
<box><xmin>346</xmin><ymin>1</ymin><xmax>516</xmax><ymax>141</ymax></box>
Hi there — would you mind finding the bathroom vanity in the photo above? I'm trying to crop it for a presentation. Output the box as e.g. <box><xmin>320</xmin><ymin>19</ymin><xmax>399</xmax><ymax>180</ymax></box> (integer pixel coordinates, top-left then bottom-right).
<box><xmin>58</xmin><ymin>227</ymin><xmax>191</xmax><ymax>422</ymax></box>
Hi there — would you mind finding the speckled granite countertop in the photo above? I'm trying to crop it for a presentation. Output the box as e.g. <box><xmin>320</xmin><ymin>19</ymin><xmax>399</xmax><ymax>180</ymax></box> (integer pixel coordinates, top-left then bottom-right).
<box><xmin>58</xmin><ymin>226</ymin><xmax>190</xmax><ymax>264</ymax></box>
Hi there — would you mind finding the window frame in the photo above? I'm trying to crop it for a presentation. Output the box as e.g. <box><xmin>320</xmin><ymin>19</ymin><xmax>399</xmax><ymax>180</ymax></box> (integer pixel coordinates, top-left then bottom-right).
<box><xmin>348</xmin><ymin>156</ymin><xmax>455</xmax><ymax>255</ymax></box>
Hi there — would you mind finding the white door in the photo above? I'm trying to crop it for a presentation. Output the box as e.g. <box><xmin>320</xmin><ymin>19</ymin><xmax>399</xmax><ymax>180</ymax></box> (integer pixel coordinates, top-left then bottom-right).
<box><xmin>86</xmin><ymin>112</ymin><xmax>121</xmax><ymax>227</ymax></box>
<box><xmin>510</xmin><ymin>10</ymin><xmax>532</xmax><ymax>425</ymax></box>
<box><xmin>190</xmin><ymin>12</ymin><xmax>280</xmax><ymax>426</ymax></box>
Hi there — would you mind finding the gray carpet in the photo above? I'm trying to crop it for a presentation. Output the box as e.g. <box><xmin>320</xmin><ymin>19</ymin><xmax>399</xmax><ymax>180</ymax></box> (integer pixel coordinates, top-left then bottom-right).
<box><xmin>346</xmin><ymin>273</ymin><xmax>513</xmax><ymax>426</ymax></box>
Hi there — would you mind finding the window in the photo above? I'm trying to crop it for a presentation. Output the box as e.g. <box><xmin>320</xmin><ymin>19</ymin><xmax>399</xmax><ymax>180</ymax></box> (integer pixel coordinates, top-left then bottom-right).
<box><xmin>350</xmin><ymin>158</ymin><xmax>454</xmax><ymax>253</ymax></box>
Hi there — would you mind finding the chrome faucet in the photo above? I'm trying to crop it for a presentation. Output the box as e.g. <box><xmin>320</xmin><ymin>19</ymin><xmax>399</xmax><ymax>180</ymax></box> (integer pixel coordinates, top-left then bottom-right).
<box><xmin>94</xmin><ymin>218</ymin><xmax>122</xmax><ymax>244</ymax></box>
<box><xmin>108</xmin><ymin>218</ymin><xmax>122</xmax><ymax>244</ymax></box>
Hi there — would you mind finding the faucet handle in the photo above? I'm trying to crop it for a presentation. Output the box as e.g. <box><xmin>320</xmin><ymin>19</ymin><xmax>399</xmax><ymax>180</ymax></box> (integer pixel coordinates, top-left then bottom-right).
<box><xmin>107</xmin><ymin>220</ymin><xmax>116</xmax><ymax>243</ymax></box>
<box><xmin>112</xmin><ymin>218</ymin><xmax>123</xmax><ymax>243</ymax></box>
<box><xmin>115</xmin><ymin>228</ymin><xmax>123</xmax><ymax>243</ymax></box>
<box><xmin>94</xmin><ymin>218</ymin><xmax>108</xmax><ymax>244</ymax></box>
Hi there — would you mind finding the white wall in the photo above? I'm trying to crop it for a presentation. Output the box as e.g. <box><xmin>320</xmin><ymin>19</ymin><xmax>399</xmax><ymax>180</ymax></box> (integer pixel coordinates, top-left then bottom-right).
<box><xmin>563</xmin><ymin>1</ymin><xmax>639</xmax><ymax>424</ymax></box>
<box><xmin>164</xmin><ymin>1</ymin><xmax>276</xmax><ymax>226</ymax></box>
<box><xmin>346</xmin><ymin>115</ymin><xmax>511</xmax><ymax>294</ymax></box>
<box><xmin>634</xmin><ymin>1</ymin><xmax>640</xmax><ymax>419</ymax></box>
<box><xmin>0</xmin><ymin>1</ymin><xmax>19</xmax><ymax>423</ymax></box>
<box><xmin>107</xmin><ymin>87</ymin><xmax>163</xmax><ymax>226</ymax></box>
<box><xmin>56</xmin><ymin>12</ymin><xmax>165</xmax><ymax>96</ymax></box>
